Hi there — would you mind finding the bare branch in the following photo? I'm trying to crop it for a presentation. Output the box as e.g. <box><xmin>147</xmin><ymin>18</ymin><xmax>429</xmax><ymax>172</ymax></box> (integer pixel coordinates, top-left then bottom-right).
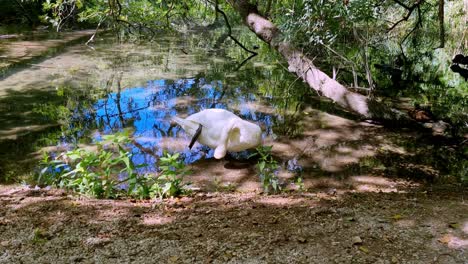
<box><xmin>234</xmin><ymin>53</ymin><xmax>257</xmax><ymax>70</ymax></box>
<box><xmin>85</xmin><ymin>17</ymin><xmax>105</xmax><ymax>49</ymax></box>
<box><xmin>388</xmin><ymin>0</ymin><xmax>424</xmax><ymax>32</ymax></box>
<box><xmin>164</xmin><ymin>1</ymin><xmax>175</xmax><ymax>27</ymax></box>
<box><xmin>438</xmin><ymin>0</ymin><xmax>445</xmax><ymax>48</ymax></box>
<box><xmin>213</xmin><ymin>2</ymin><xmax>257</xmax><ymax>56</ymax></box>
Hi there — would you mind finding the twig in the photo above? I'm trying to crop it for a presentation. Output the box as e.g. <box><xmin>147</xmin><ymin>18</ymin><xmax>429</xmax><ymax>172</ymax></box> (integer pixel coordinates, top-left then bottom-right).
<box><xmin>401</xmin><ymin>13</ymin><xmax>422</xmax><ymax>44</ymax></box>
<box><xmin>26</xmin><ymin>63</ymin><xmax>57</xmax><ymax>69</ymax></box>
<box><xmin>86</xmin><ymin>17</ymin><xmax>106</xmax><ymax>49</ymax></box>
<box><xmin>164</xmin><ymin>1</ymin><xmax>175</xmax><ymax>27</ymax></box>
<box><xmin>388</xmin><ymin>0</ymin><xmax>424</xmax><ymax>32</ymax></box>
<box><xmin>320</xmin><ymin>42</ymin><xmax>359</xmax><ymax>88</ymax></box>
<box><xmin>56</xmin><ymin>3</ymin><xmax>76</xmax><ymax>32</ymax></box>
<box><xmin>235</xmin><ymin>53</ymin><xmax>257</xmax><ymax>70</ymax></box>
<box><xmin>353</xmin><ymin>27</ymin><xmax>375</xmax><ymax>94</ymax></box>
<box><xmin>213</xmin><ymin>2</ymin><xmax>257</xmax><ymax>56</ymax></box>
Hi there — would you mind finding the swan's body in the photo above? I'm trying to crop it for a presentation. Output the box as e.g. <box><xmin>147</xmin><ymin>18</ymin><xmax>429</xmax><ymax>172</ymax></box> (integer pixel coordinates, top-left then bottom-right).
<box><xmin>172</xmin><ymin>109</ymin><xmax>262</xmax><ymax>159</ymax></box>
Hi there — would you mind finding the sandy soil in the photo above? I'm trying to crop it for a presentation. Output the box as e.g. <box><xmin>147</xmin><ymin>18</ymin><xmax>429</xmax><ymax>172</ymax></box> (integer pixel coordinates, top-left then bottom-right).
<box><xmin>0</xmin><ymin>183</ymin><xmax>466</xmax><ymax>264</ymax></box>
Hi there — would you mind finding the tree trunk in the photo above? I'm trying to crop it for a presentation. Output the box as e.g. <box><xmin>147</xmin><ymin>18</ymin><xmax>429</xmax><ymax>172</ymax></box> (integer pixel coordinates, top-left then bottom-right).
<box><xmin>438</xmin><ymin>0</ymin><xmax>445</xmax><ymax>48</ymax></box>
<box><xmin>228</xmin><ymin>0</ymin><xmax>401</xmax><ymax>120</ymax></box>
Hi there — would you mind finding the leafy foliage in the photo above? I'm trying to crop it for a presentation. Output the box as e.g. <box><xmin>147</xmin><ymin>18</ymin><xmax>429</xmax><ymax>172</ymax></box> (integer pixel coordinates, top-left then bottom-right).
<box><xmin>153</xmin><ymin>152</ymin><xmax>191</xmax><ymax>198</ymax></box>
<box><xmin>251</xmin><ymin>146</ymin><xmax>281</xmax><ymax>194</ymax></box>
<box><xmin>35</xmin><ymin>133</ymin><xmax>190</xmax><ymax>199</ymax></box>
<box><xmin>10</xmin><ymin>0</ymin><xmax>466</xmax><ymax>133</ymax></box>
<box><xmin>37</xmin><ymin>132</ymin><xmax>135</xmax><ymax>198</ymax></box>
<box><xmin>41</xmin><ymin>0</ymin><xmax>84</xmax><ymax>31</ymax></box>
<box><xmin>273</xmin><ymin>0</ymin><xmax>467</xmax><ymax>132</ymax></box>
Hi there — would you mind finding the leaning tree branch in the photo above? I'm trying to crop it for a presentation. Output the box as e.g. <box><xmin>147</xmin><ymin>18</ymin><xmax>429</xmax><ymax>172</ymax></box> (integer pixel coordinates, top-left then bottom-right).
<box><xmin>227</xmin><ymin>0</ymin><xmax>415</xmax><ymax>121</ymax></box>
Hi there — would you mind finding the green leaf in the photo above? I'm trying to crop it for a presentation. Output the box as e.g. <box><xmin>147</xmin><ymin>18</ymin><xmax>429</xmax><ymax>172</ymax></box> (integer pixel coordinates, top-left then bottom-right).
<box><xmin>259</xmin><ymin>161</ymin><xmax>266</xmax><ymax>172</ymax></box>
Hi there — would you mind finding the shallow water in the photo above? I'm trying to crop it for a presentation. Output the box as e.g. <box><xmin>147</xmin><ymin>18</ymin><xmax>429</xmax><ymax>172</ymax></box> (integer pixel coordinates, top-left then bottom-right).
<box><xmin>92</xmin><ymin>77</ymin><xmax>276</xmax><ymax>167</ymax></box>
<box><xmin>0</xmin><ymin>31</ymin><xmax>308</xmax><ymax>172</ymax></box>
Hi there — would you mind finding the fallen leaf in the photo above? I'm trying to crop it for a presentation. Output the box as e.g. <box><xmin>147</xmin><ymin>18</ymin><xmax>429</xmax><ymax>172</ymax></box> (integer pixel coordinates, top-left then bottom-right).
<box><xmin>438</xmin><ymin>234</ymin><xmax>452</xmax><ymax>244</ymax></box>
<box><xmin>358</xmin><ymin>246</ymin><xmax>369</xmax><ymax>253</ymax></box>
<box><xmin>168</xmin><ymin>256</ymin><xmax>179</xmax><ymax>263</ymax></box>
<box><xmin>0</xmin><ymin>241</ymin><xmax>9</xmax><ymax>247</ymax></box>
<box><xmin>392</xmin><ymin>214</ymin><xmax>402</xmax><ymax>220</ymax></box>
<box><xmin>297</xmin><ymin>237</ymin><xmax>307</xmax><ymax>243</ymax></box>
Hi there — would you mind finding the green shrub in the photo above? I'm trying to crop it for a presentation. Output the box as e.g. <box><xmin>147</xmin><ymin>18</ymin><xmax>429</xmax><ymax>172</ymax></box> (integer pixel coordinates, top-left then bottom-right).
<box><xmin>251</xmin><ymin>146</ymin><xmax>281</xmax><ymax>194</ymax></box>
<box><xmin>39</xmin><ymin>132</ymin><xmax>137</xmax><ymax>198</ymax></box>
<box><xmin>152</xmin><ymin>152</ymin><xmax>191</xmax><ymax>198</ymax></box>
<box><xmin>36</xmin><ymin>133</ymin><xmax>190</xmax><ymax>199</ymax></box>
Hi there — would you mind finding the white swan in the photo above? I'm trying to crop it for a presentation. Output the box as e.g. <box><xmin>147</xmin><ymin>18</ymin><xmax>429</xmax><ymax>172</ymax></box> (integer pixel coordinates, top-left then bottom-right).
<box><xmin>172</xmin><ymin>109</ymin><xmax>262</xmax><ymax>159</ymax></box>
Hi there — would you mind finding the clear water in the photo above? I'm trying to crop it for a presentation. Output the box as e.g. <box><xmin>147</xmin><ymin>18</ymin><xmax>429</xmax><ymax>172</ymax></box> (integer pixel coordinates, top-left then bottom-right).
<box><xmin>0</xmin><ymin>31</ymin><xmax>308</xmax><ymax>173</ymax></box>
<box><xmin>92</xmin><ymin>77</ymin><xmax>276</xmax><ymax>168</ymax></box>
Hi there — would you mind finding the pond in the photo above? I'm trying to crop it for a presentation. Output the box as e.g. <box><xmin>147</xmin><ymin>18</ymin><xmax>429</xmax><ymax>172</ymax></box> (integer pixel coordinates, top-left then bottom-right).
<box><xmin>91</xmin><ymin>76</ymin><xmax>276</xmax><ymax>168</ymax></box>
<box><xmin>0</xmin><ymin>30</ymin><xmax>310</xmax><ymax>175</ymax></box>
<box><xmin>1</xmin><ymin>30</ymin><xmax>466</xmax><ymax>187</ymax></box>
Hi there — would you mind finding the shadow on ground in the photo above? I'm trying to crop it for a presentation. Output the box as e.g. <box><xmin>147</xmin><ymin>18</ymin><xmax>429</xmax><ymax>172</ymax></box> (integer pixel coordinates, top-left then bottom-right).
<box><xmin>0</xmin><ymin>185</ymin><xmax>466</xmax><ymax>263</ymax></box>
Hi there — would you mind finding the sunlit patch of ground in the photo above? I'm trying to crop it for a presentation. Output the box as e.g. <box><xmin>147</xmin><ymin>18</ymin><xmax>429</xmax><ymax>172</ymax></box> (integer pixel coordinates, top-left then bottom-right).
<box><xmin>438</xmin><ymin>234</ymin><xmax>468</xmax><ymax>249</ymax></box>
<box><xmin>171</xmin><ymin>105</ymin><xmax>425</xmax><ymax>195</ymax></box>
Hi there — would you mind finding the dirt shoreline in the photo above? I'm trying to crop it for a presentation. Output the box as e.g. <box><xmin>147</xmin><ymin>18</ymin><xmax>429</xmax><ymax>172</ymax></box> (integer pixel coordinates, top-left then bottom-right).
<box><xmin>0</xmin><ymin>184</ymin><xmax>466</xmax><ymax>264</ymax></box>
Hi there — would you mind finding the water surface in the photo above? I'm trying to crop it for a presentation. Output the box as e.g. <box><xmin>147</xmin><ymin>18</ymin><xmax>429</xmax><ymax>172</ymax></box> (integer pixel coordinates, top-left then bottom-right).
<box><xmin>0</xmin><ymin>31</ymin><xmax>308</xmax><ymax>173</ymax></box>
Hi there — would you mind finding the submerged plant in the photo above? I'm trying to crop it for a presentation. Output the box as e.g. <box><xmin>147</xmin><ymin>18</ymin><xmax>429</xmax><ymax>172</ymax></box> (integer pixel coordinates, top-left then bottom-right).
<box><xmin>251</xmin><ymin>146</ymin><xmax>281</xmax><ymax>194</ymax></box>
